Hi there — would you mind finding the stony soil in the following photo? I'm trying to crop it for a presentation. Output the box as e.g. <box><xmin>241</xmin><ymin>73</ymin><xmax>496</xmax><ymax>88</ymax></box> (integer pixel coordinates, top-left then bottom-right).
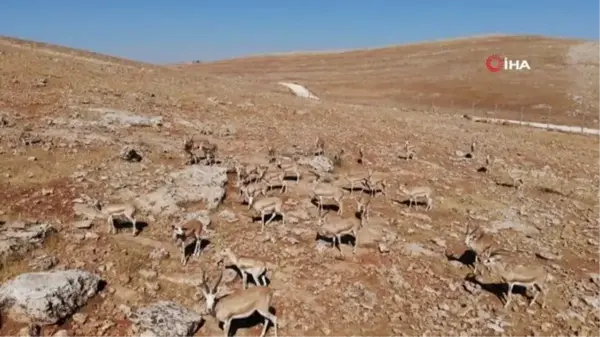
<box><xmin>0</xmin><ymin>35</ymin><xmax>599</xmax><ymax>337</ymax></box>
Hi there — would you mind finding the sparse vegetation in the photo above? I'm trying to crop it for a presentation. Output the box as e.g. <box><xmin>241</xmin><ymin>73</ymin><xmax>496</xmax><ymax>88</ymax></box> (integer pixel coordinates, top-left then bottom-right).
<box><xmin>0</xmin><ymin>35</ymin><xmax>598</xmax><ymax>337</ymax></box>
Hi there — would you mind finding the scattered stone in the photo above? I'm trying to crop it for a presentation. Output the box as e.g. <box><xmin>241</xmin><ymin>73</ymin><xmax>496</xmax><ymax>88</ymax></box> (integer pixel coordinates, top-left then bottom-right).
<box><xmin>138</xmin><ymin>269</ymin><xmax>158</xmax><ymax>280</ymax></box>
<box><xmin>0</xmin><ymin>222</ymin><xmax>56</xmax><ymax>260</ymax></box>
<box><xmin>129</xmin><ymin>301</ymin><xmax>203</xmax><ymax>337</ymax></box>
<box><xmin>71</xmin><ymin>219</ymin><xmax>93</xmax><ymax>229</ymax></box>
<box><xmin>88</xmin><ymin>107</ymin><xmax>163</xmax><ymax>127</ymax></box>
<box><xmin>219</xmin><ymin>209</ymin><xmax>238</xmax><ymax>223</ymax></box>
<box><xmin>378</xmin><ymin>242</ymin><xmax>390</xmax><ymax>253</ymax></box>
<box><xmin>28</xmin><ymin>254</ymin><xmax>58</xmax><ymax>271</ymax></box>
<box><xmin>148</xmin><ymin>248</ymin><xmax>169</xmax><ymax>260</ymax></box>
<box><xmin>403</xmin><ymin>243</ymin><xmax>435</xmax><ymax>257</ymax></box>
<box><xmin>120</xmin><ymin>147</ymin><xmax>142</xmax><ymax>162</ymax></box>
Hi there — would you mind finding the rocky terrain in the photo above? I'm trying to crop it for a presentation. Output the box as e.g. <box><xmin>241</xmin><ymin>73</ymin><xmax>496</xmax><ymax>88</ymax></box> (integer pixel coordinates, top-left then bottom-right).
<box><xmin>0</xmin><ymin>35</ymin><xmax>599</xmax><ymax>336</ymax></box>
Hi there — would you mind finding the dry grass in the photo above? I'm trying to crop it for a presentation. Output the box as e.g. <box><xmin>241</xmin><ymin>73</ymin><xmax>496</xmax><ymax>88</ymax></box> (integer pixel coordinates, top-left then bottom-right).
<box><xmin>189</xmin><ymin>35</ymin><xmax>599</xmax><ymax>127</ymax></box>
<box><xmin>0</xmin><ymin>35</ymin><xmax>598</xmax><ymax>336</ymax></box>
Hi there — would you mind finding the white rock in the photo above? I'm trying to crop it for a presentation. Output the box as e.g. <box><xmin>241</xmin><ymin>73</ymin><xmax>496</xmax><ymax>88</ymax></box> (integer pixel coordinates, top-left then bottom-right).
<box><xmin>129</xmin><ymin>301</ymin><xmax>203</xmax><ymax>337</ymax></box>
<box><xmin>278</xmin><ymin>82</ymin><xmax>319</xmax><ymax>100</ymax></box>
<box><xmin>0</xmin><ymin>269</ymin><xmax>102</xmax><ymax>324</ymax></box>
<box><xmin>136</xmin><ymin>165</ymin><xmax>228</xmax><ymax>215</ymax></box>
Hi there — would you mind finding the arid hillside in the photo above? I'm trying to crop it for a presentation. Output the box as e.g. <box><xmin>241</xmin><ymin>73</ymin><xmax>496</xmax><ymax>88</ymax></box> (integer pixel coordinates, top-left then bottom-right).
<box><xmin>0</xmin><ymin>35</ymin><xmax>599</xmax><ymax>337</ymax></box>
<box><xmin>188</xmin><ymin>35</ymin><xmax>599</xmax><ymax>127</ymax></box>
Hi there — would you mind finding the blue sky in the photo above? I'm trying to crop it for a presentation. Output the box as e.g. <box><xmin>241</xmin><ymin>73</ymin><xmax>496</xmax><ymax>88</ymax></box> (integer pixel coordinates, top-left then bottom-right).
<box><xmin>0</xmin><ymin>0</ymin><xmax>598</xmax><ymax>63</ymax></box>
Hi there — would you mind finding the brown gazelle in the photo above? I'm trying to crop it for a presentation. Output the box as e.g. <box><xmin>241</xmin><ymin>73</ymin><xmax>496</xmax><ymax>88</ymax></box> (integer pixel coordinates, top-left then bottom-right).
<box><xmin>172</xmin><ymin>219</ymin><xmax>204</xmax><ymax>266</ymax></box>
<box><xmin>364</xmin><ymin>169</ymin><xmax>388</xmax><ymax>198</ymax></box>
<box><xmin>342</xmin><ymin>171</ymin><xmax>370</xmax><ymax>195</ymax></box>
<box><xmin>91</xmin><ymin>200</ymin><xmax>138</xmax><ymax>235</ymax></box>
<box><xmin>316</xmin><ymin>197</ymin><xmax>369</xmax><ymax>257</ymax></box>
<box><xmin>399</xmin><ymin>183</ymin><xmax>434</xmax><ymax>211</ymax></box>
<box><xmin>248</xmin><ymin>196</ymin><xmax>285</xmax><ymax>232</ymax></box>
<box><xmin>464</xmin><ymin>223</ymin><xmax>499</xmax><ymax>274</ymax></box>
<box><xmin>259</xmin><ymin>168</ymin><xmax>288</xmax><ymax>194</ymax></box>
<box><xmin>480</xmin><ymin>248</ymin><xmax>549</xmax><ymax>310</ymax></box>
<box><xmin>219</xmin><ymin>247</ymin><xmax>269</xmax><ymax>288</ymax></box>
<box><xmin>310</xmin><ymin>179</ymin><xmax>346</xmax><ymax>216</ymax></box>
<box><xmin>275</xmin><ymin>157</ymin><xmax>301</xmax><ymax>184</ymax></box>
<box><xmin>239</xmin><ymin>182</ymin><xmax>266</xmax><ymax>204</ymax></box>
<box><xmin>199</xmin><ymin>269</ymin><xmax>278</xmax><ymax>337</ymax></box>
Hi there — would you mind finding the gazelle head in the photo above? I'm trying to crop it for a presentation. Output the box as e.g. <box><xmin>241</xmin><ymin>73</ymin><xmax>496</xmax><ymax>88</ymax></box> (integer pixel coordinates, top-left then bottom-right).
<box><xmin>218</xmin><ymin>247</ymin><xmax>234</xmax><ymax>262</ymax></box>
<box><xmin>479</xmin><ymin>247</ymin><xmax>502</xmax><ymax>270</ymax></box>
<box><xmin>90</xmin><ymin>198</ymin><xmax>102</xmax><ymax>211</ymax></box>
<box><xmin>247</xmin><ymin>193</ymin><xmax>256</xmax><ymax>209</ymax></box>
<box><xmin>464</xmin><ymin>223</ymin><xmax>481</xmax><ymax>247</ymax></box>
<box><xmin>199</xmin><ymin>269</ymin><xmax>223</xmax><ymax>315</ymax></box>
<box><xmin>171</xmin><ymin>225</ymin><xmax>185</xmax><ymax>242</ymax></box>
<box><xmin>355</xmin><ymin>196</ymin><xmax>370</xmax><ymax>217</ymax></box>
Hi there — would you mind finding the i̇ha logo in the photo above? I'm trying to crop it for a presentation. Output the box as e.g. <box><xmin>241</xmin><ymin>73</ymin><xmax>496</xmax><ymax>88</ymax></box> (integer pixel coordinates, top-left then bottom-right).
<box><xmin>485</xmin><ymin>55</ymin><xmax>531</xmax><ymax>72</ymax></box>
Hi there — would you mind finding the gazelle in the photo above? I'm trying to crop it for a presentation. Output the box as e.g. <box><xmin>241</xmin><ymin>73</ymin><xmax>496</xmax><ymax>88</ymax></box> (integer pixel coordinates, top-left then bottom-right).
<box><xmin>364</xmin><ymin>169</ymin><xmax>388</xmax><ymax>198</ymax></box>
<box><xmin>464</xmin><ymin>223</ymin><xmax>499</xmax><ymax>274</ymax></box>
<box><xmin>342</xmin><ymin>171</ymin><xmax>370</xmax><ymax>195</ymax></box>
<box><xmin>91</xmin><ymin>200</ymin><xmax>138</xmax><ymax>235</ymax></box>
<box><xmin>259</xmin><ymin>168</ymin><xmax>287</xmax><ymax>194</ymax></box>
<box><xmin>316</xmin><ymin>197</ymin><xmax>369</xmax><ymax>257</ymax></box>
<box><xmin>172</xmin><ymin>219</ymin><xmax>204</xmax><ymax>266</ymax></box>
<box><xmin>239</xmin><ymin>182</ymin><xmax>266</xmax><ymax>204</ymax></box>
<box><xmin>275</xmin><ymin>157</ymin><xmax>301</xmax><ymax>184</ymax></box>
<box><xmin>248</xmin><ymin>196</ymin><xmax>285</xmax><ymax>232</ymax></box>
<box><xmin>310</xmin><ymin>179</ymin><xmax>346</xmax><ymax>216</ymax></box>
<box><xmin>399</xmin><ymin>183</ymin><xmax>434</xmax><ymax>211</ymax></box>
<box><xmin>480</xmin><ymin>248</ymin><xmax>549</xmax><ymax>309</ymax></box>
<box><xmin>219</xmin><ymin>247</ymin><xmax>269</xmax><ymax>288</ymax></box>
<box><xmin>199</xmin><ymin>269</ymin><xmax>278</xmax><ymax>337</ymax></box>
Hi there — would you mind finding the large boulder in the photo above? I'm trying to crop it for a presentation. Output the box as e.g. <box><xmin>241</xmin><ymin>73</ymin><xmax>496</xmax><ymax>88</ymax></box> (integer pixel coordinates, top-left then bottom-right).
<box><xmin>129</xmin><ymin>301</ymin><xmax>204</xmax><ymax>337</ymax></box>
<box><xmin>0</xmin><ymin>269</ymin><xmax>102</xmax><ymax>325</ymax></box>
<box><xmin>298</xmin><ymin>155</ymin><xmax>334</xmax><ymax>173</ymax></box>
<box><xmin>136</xmin><ymin>165</ymin><xmax>228</xmax><ymax>215</ymax></box>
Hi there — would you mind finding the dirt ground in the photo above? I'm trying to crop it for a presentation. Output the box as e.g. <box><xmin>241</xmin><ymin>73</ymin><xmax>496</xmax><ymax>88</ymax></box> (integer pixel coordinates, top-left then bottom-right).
<box><xmin>0</xmin><ymin>35</ymin><xmax>599</xmax><ymax>336</ymax></box>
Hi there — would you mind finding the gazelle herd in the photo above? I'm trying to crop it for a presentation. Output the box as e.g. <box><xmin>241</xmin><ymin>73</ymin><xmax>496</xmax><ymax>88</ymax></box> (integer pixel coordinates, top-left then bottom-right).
<box><xmin>75</xmin><ymin>136</ymin><xmax>552</xmax><ymax>336</ymax></box>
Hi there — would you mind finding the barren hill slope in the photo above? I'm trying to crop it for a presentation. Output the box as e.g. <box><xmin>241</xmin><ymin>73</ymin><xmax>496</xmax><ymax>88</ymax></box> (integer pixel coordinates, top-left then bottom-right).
<box><xmin>189</xmin><ymin>35</ymin><xmax>599</xmax><ymax>127</ymax></box>
<box><xmin>0</xmin><ymin>36</ymin><xmax>598</xmax><ymax>337</ymax></box>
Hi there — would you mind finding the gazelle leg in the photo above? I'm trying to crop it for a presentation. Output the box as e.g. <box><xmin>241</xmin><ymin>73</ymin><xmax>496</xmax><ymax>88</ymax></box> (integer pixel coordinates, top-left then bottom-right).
<box><xmin>336</xmin><ymin>235</ymin><xmax>344</xmax><ymax>257</ymax></box>
<box><xmin>504</xmin><ymin>283</ymin><xmax>514</xmax><ymax>308</ymax></box>
<box><xmin>223</xmin><ymin>319</ymin><xmax>231</xmax><ymax>337</ymax></box>
<box><xmin>181</xmin><ymin>245</ymin><xmax>187</xmax><ymax>266</ymax></box>
<box><xmin>194</xmin><ymin>238</ymin><xmax>202</xmax><ymax>256</ymax></box>
<box><xmin>257</xmin><ymin>309</ymin><xmax>277</xmax><ymax>337</ymax></box>
<box><xmin>130</xmin><ymin>217</ymin><xmax>137</xmax><ymax>235</ymax></box>
<box><xmin>242</xmin><ymin>271</ymin><xmax>248</xmax><ymax>289</ymax></box>
<box><xmin>265</xmin><ymin>211</ymin><xmax>277</xmax><ymax>226</ymax></box>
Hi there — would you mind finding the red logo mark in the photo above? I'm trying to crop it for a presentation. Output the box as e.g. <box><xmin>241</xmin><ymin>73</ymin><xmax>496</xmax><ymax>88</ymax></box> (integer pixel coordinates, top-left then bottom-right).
<box><xmin>485</xmin><ymin>55</ymin><xmax>504</xmax><ymax>72</ymax></box>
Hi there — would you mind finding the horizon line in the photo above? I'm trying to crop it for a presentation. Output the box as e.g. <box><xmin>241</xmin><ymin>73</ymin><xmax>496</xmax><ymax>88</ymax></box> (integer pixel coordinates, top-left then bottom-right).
<box><xmin>2</xmin><ymin>32</ymin><xmax>597</xmax><ymax>66</ymax></box>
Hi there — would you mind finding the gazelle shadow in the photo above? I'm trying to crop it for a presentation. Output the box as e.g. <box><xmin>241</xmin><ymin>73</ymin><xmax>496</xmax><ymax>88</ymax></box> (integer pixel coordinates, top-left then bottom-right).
<box><xmin>225</xmin><ymin>265</ymin><xmax>270</xmax><ymax>287</ymax></box>
<box><xmin>219</xmin><ymin>307</ymin><xmax>277</xmax><ymax>337</ymax></box>
<box><xmin>112</xmin><ymin>219</ymin><xmax>149</xmax><ymax>234</ymax></box>
<box><xmin>310</xmin><ymin>198</ymin><xmax>340</xmax><ymax>213</ymax></box>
